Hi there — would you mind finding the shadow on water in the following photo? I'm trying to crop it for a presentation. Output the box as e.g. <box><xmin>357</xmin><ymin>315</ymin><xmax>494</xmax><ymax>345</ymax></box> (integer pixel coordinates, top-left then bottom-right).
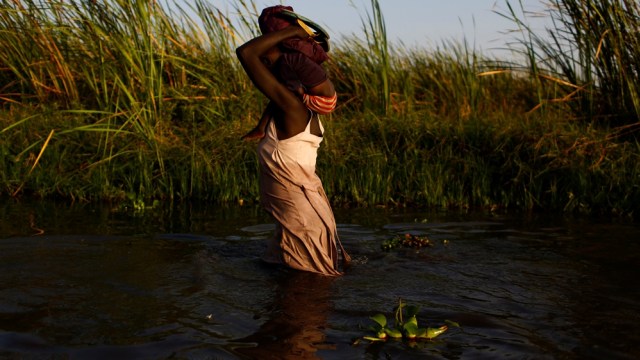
<box><xmin>0</xmin><ymin>197</ymin><xmax>639</xmax><ymax>359</ymax></box>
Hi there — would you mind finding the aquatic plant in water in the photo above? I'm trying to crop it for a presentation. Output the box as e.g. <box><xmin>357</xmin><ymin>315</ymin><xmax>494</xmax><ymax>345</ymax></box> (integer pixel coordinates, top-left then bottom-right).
<box><xmin>381</xmin><ymin>233</ymin><xmax>435</xmax><ymax>251</ymax></box>
<box><xmin>356</xmin><ymin>298</ymin><xmax>459</xmax><ymax>344</ymax></box>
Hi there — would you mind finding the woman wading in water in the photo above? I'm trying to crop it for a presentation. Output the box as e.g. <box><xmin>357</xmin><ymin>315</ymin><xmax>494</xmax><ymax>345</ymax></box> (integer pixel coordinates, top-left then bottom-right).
<box><xmin>236</xmin><ymin>9</ymin><xmax>349</xmax><ymax>276</ymax></box>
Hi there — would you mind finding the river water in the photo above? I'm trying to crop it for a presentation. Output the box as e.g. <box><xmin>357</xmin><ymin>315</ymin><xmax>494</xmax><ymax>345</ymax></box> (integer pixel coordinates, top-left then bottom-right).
<box><xmin>1</xmin><ymin>199</ymin><xmax>638</xmax><ymax>359</ymax></box>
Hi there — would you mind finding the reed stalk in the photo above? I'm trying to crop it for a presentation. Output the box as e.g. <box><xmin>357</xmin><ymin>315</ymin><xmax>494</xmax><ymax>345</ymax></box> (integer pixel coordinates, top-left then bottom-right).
<box><xmin>356</xmin><ymin>0</ymin><xmax>391</xmax><ymax>115</ymax></box>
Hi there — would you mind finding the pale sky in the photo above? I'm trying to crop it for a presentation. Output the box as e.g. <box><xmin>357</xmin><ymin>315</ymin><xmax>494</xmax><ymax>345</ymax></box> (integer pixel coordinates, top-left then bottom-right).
<box><xmin>175</xmin><ymin>0</ymin><xmax>552</xmax><ymax>55</ymax></box>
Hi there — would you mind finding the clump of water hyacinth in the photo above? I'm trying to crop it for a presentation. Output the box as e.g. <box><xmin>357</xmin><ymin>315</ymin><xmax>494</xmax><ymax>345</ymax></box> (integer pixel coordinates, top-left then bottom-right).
<box><xmin>382</xmin><ymin>233</ymin><xmax>434</xmax><ymax>251</ymax></box>
<box><xmin>354</xmin><ymin>298</ymin><xmax>459</xmax><ymax>345</ymax></box>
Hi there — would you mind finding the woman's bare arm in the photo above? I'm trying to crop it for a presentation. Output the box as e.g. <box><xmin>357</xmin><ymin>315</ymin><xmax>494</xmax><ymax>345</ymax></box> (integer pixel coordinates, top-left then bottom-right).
<box><xmin>236</xmin><ymin>26</ymin><xmax>311</xmax><ymax>139</ymax></box>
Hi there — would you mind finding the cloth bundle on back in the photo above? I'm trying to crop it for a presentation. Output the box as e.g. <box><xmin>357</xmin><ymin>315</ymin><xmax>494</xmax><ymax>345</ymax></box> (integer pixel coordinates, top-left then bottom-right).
<box><xmin>259</xmin><ymin>6</ymin><xmax>336</xmax><ymax>115</ymax></box>
<box><xmin>276</xmin><ymin>52</ymin><xmax>337</xmax><ymax>115</ymax></box>
<box><xmin>258</xmin><ymin>5</ymin><xmax>329</xmax><ymax>64</ymax></box>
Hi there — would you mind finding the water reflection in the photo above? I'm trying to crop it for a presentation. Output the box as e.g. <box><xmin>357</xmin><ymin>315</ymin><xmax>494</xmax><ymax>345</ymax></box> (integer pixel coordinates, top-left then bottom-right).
<box><xmin>233</xmin><ymin>270</ymin><xmax>335</xmax><ymax>359</ymax></box>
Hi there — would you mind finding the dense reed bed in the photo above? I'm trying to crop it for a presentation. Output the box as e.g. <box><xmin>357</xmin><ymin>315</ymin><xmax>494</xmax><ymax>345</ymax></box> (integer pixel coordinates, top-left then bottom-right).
<box><xmin>1</xmin><ymin>0</ymin><xmax>638</xmax><ymax>216</ymax></box>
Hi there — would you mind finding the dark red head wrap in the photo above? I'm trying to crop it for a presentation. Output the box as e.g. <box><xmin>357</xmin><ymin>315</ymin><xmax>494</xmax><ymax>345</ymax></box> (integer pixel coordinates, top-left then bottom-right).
<box><xmin>258</xmin><ymin>5</ymin><xmax>329</xmax><ymax>64</ymax></box>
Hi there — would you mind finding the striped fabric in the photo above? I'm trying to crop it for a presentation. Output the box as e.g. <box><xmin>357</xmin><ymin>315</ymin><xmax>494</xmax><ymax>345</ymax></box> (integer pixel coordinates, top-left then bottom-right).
<box><xmin>302</xmin><ymin>92</ymin><xmax>337</xmax><ymax>115</ymax></box>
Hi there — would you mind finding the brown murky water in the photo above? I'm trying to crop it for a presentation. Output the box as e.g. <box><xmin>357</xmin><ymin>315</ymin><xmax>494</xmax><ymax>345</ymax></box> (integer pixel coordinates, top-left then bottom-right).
<box><xmin>1</xmin><ymin>199</ymin><xmax>639</xmax><ymax>359</ymax></box>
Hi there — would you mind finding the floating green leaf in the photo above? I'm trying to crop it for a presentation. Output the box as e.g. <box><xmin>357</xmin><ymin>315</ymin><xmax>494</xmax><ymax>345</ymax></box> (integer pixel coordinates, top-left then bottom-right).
<box><xmin>369</xmin><ymin>313</ymin><xmax>387</xmax><ymax>328</ymax></box>
<box><xmin>424</xmin><ymin>325</ymin><xmax>449</xmax><ymax>340</ymax></box>
<box><xmin>384</xmin><ymin>327</ymin><xmax>403</xmax><ymax>339</ymax></box>
<box><xmin>403</xmin><ymin>322</ymin><xmax>420</xmax><ymax>339</ymax></box>
<box><xmin>445</xmin><ymin>319</ymin><xmax>461</xmax><ymax>328</ymax></box>
<box><xmin>404</xmin><ymin>305</ymin><xmax>420</xmax><ymax>318</ymax></box>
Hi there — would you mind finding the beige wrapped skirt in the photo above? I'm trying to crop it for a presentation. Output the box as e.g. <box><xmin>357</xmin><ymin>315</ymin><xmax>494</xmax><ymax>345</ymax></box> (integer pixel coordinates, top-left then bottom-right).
<box><xmin>257</xmin><ymin>117</ymin><xmax>349</xmax><ymax>276</ymax></box>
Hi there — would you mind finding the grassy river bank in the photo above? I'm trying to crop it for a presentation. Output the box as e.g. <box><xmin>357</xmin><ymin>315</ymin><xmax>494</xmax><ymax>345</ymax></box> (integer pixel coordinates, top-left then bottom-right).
<box><xmin>1</xmin><ymin>0</ymin><xmax>639</xmax><ymax>217</ymax></box>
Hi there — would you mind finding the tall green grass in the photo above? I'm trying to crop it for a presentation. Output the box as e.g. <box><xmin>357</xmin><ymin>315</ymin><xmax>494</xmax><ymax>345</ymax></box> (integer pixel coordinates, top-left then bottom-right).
<box><xmin>1</xmin><ymin>0</ymin><xmax>257</xmax><ymax>201</ymax></box>
<box><xmin>501</xmin><ymin>0</ymin><xmax>640</xmax><ymax>127</ymax></box>
<box><xmin>1</xmin><ymin>0</ymin><xmax>639</xmax><ymax>216</ymax></box>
